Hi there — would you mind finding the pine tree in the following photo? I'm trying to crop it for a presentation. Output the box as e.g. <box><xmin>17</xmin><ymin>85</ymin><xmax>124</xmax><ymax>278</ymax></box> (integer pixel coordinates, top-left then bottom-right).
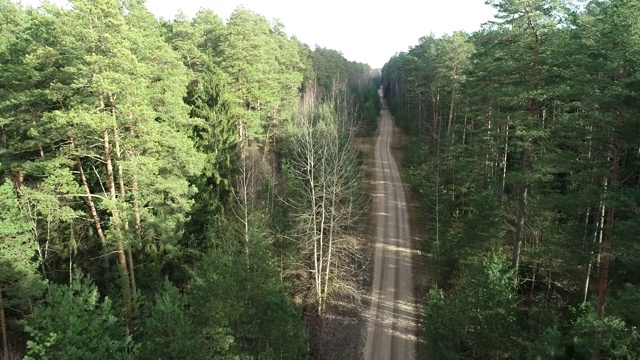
<box><xmin>23</xmin><ymin>270</ymin><xmax>130</xmax><ymax>359</ymax></box>
<box><xmin>219</xmin><ymin>7</ymin><xmax>286</xmax><ymax>143</ymax></box>
<box><xmin>0</xmin><ymin>180</ymin><xmax>45</xmax><ymax>359</ymax></box>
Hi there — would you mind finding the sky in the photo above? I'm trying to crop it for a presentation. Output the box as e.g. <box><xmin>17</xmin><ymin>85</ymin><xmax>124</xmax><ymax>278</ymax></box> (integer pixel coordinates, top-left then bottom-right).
<box><xmin>19</xmin><ymin>0</ymin><xmax>497</xmax><ymax>69</ymax></box>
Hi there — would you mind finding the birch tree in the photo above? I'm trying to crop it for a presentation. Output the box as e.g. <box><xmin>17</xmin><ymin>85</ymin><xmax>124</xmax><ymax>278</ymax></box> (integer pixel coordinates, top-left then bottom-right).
<box><xmin>285</xmin><ymin>87</ymin><xmax>364</xmax><ymax>315</ymax></box>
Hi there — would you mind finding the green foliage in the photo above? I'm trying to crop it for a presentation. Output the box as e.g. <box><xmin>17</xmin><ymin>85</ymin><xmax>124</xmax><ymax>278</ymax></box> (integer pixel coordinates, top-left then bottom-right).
<box><xmin>138</xmin><ymin>281</ymin><xmax>202</xmax><ymax>359</ymax></box>
<box><xmin>0</xmin><ymin>180</ymin><xmax>45</xmax><ymax>310</ymax></box>
<box><xmin>570</xmin><ymin>303</ymin><xmax>640</xmax><ymax>359</ymax></box>
<box><xmin>386</xmin><ymin>0</ymin><xmax>640</xmax><ymax>357</ymax></box>
<box><xmin>23</xmin><ymin>270</ymin><xmax>131</xmax><ymax>359</ymax></box>
<box><xmin>526</xmin><ymin>326</ymin><xmax>565</xmax><ymax>360</ymax></box>
<box><xmin>219</xmin><ymin>7</ymin><xmax>303</xmax><ymax>143</ymax></box>
<box><xmin>191</xmin><ymin>246</ymin><xmax>308</xmax><ymax>359</ymax></box>
<box><xmin>352</xmin><ymin>80</ymin><xmax>381</xmax><ymax>135</ymax></box>
<box><xmin>0</xmin><ymin>1</ymin><xmax>372</xmax><ymax>357</ymax></box>
<box><xmin>185</xmin><ymin>70</ymin><xmax>236</xmax><ymax>185</ymax></box>
<box><xmin>424</xmin><ymin>253</ymin><xmax>518</xmax><ymax>359</ymax></box>
<box><xmin>0</xmin><ymin>178</ymin><xmax>43</xmax><ymax>360</ymax></box>
<box><xmin>0</xmin><ymin>0</ymin><xmax>24</xmax><ymax>56</ymax></box>
<box><xmin>140</xmin><ymin>245</ymin><xmax>308</xmax><ymax>360</ymax></box>
<box><xmin>293</xmin><ymin>39</ymin><xmax>316</xmax><ymax>92</ymax></box>
<box><xmin>422</xmin><ymin>288</ymin><xmax>461</xmax><ymax>359</ymax></box>
<box><xmin>312</xmin><ymin>47</ymin><xmax>371</xmax><ymax>97</ymax></box>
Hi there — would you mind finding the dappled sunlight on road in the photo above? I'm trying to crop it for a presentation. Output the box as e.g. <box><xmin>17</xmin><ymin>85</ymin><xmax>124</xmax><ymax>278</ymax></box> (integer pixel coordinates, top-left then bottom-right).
<box><xmin>364</xmin><ymin>88</ymin><xmax>417</xmax><ymax>360</ymax></box>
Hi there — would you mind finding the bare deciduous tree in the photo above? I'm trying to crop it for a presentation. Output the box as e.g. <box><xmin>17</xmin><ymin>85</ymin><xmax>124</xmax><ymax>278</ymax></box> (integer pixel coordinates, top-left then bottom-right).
<box><xmin>285</xmin><ymin>85</ymin><xmax>366</xmax><ymax>315</ymax></box>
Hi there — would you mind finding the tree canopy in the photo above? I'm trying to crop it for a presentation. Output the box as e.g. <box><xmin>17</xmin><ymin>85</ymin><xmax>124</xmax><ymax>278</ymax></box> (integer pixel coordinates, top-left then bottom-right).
<box><xmin>383</xmin><ymin>0</ymin><xmax>640</xmax><ymax>357</ymax></box>
<box><xmin>0</xmin><ymin>1</ymin><xmax>378</xmax><ymax>358</ymax></box>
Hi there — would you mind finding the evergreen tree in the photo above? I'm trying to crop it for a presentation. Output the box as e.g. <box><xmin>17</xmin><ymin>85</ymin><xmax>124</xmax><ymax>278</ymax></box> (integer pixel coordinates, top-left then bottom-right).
<box><xmin>0</xmin><ymin>180</ymin><xmax>45</xmax><ymax>359</ymax></box>
<box><xmin>219</xmin><ymin>7</ymin><xmax>291</xmax><ymax>143</ymax></box>
<box><xmin>0</xmin><ymin>1</ymin><xmax>372</xmax><ymax>357</ymax></box>
<box><xmin>384</xmin><ymin>0</ymin><xmax>640</xmax><ymax>357</ymax></box>
<box><xmin>23</xmin><ymin>270</ymin><xmax>130</xmax><ymax>359</ymax></box>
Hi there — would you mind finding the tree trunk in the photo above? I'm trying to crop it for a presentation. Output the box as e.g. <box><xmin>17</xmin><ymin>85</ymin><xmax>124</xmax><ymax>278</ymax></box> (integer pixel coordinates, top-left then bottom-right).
<box><xmin>583</xmin><ymin>127</ymin><xmax>598</xmax><ymax>303</ymax></box>
<box><xmin>131</xmin><ymin>171</ymin><xmax>143</xmax><ymax>278</ymax></box>
<box><xmin>14</xmin><ymin>170</ymin><xmax>23</xmax><ymax>195</ymax></box>
<box><xmin>512</xmin><ymin>181</ymin><xmax>528</xmax><ymax>274</ymax></box>
<box><xmin>323</xmin><ymin>183</ymin><xmax>336</xmax><ymax>314</ymax></box>
<box><xmin>462</xmin><ymin>111</ymin><xmax>467</xmax><ymax>145</ymax></box>
<box><xmin>311</xmin><ymin>156</ymin><xmax>321</xmax><ymax>315</ymax></box>
<box><xmin>592</xmin><ymin>140</ymin><xmax>620</xmax><ymax>360</ymax></box>
<box><xmin>596</xmin><ymin>147</ymin><xmax>618</xmax><ymax>318</ymax></box>
<box><xmin>435</xmin><ymin>127</ymin><xmax>442</xmax><ymax>245</ymax></box>
<box><xmin>582</xmin><ymin>208</ymin><xmax>593</xmax><ymax>304</ymax></box>
<box><xmin>103</xmin><ymin>127</ymin><xmax>133</xmax><ymax>329</ymax></box>
<box><xmin>75</xmin><ymin>154</ymin><xmax>110</xmax><ymax>292</ymax></box>
<box><xmin>513</xmin><ymin>15</ymin><xmax>540</xmax><ymax>279</ymax></box>
<box><xmin>243</xmin><ymin>159</ymin><xmax>250</xmax><ymax>260</ymax></box>
<box><xmin>485</xmin><ymin>110</ymin><xmax>492</xmax><ymax>182</ymax></box>
<box><xmin>502</xmin><ymin>122</ymin><xmax>509</xmax><ymax>203</ymax></box>
<box><xmin>129</xmin><ymin>129</ymin><xmax>143</xmax><ymax>248</ymax></box>
<box><xmin>132</xmin><ymin>184</ymin><xmax>142</xmax><ymax>239</ymax></box>
<box><xmin>112</xmin><ymin>123</ymin><xmax>137</xmax><ymax>299</ymax></box>
<box><xmin>585</xmin><ymin>196</ymin><xmax>605</xmax><ymax>303</ymax></box>
<box><xmin>447</xmin><ymin>74</ymin><xmax>456</xmax><ymax>138</ymax></box>
<box><xmin>418</xmin><ymin>94</ymin><xmax>423</xmax><ymax>135</ymax></box>
<box><xmin>595</xmin><ymin>180</ymin><xmax>607</xmax><ymax>270</ymax></box>
<box><xmin>432</xmin><ymin>92</ymin><xmax>440</xmax><ymax>149</ymax></box>
<box><xmin>317</xmin><ymin>195</ymin><xmax>326</xmax><ymax>314</ymax></box>
<box><xmin>304</xmin><ymin>117</ymin><xmax>323</xmax><ymax>315</ymax></box>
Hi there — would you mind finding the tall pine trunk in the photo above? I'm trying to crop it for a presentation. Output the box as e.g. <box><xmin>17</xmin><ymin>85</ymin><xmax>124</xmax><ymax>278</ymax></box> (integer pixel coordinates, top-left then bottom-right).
<box><xmin>112</xmin><ymin>122</ymin><xmax>137</xmax><ymax>299</ymax></box>
<box><xmin>130</xmin><ymin>127</ymin><xmax>143</xmax><ymax>247</ymax></box>
<box><xmin>434</xmin><ymin>92</ymin><xmax>439</xmax><ymax>143</ymax></box>
<box><xmin>447</xmin><ymin>74</ymin><xmax>456</xmax><ymax>138</ymax></box>
<box><xmin>596</xmin><ymin>143</ymin><xmax>619</xmax><ymax>318</ymax></box>
<box><xmin>584</xmin><ymin>194</ymin><xmax>606</xmax><ymax>303</ymax></box>
<box><xmin>582</xmin><ymin>208</ymin><xmax>593</xmax><ymax>304</ymax></box>
<box><xmin>75</xmin><ymin>151</ymin><xmax>110</xmax><ymax>292</ymax></box>
<box><xmin>512</xmin><ymin>11</ymin><xmax>541</xmax><ymax>276</ymax></box>
<box><xmin>592</xmin><ymin>140</ymin><xmax>619</xmax><ymax>360</ymax></box>
<box><xmin>512</xmin><ymin>181</ymin><xmax>528</xmax><ymax>273</ymax></box>
<box><xmin>103</xmin><ymin>127</ymin><xmax>133</xmax><ymax>329</ymax></box>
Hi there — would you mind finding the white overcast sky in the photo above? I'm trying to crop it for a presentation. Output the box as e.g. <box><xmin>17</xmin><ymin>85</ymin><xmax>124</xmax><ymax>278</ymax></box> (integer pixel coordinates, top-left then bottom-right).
<box><xmin>19</xmin><ymin>0</ymin><xmax>497</xmax><ymax>68</ymax></box>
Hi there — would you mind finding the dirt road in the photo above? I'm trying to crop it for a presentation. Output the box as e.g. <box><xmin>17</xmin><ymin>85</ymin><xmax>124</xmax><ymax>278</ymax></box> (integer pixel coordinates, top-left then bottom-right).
<box><xmin>364</xmin><ymin>90</ymin><xmax>417</xmax><ymax>360</ymax></box>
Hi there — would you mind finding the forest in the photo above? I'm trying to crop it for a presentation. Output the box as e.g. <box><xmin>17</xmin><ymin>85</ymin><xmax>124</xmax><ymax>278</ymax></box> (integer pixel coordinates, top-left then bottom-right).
<box><xmin>0</xmin><ymin>0</ymin><xmax>381</xmax><ymax>358</ymax></box>
<box><xmin>381</xmin><ymin>0</ymin><xmax>640</xmax><ymax>358</ymax></box>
